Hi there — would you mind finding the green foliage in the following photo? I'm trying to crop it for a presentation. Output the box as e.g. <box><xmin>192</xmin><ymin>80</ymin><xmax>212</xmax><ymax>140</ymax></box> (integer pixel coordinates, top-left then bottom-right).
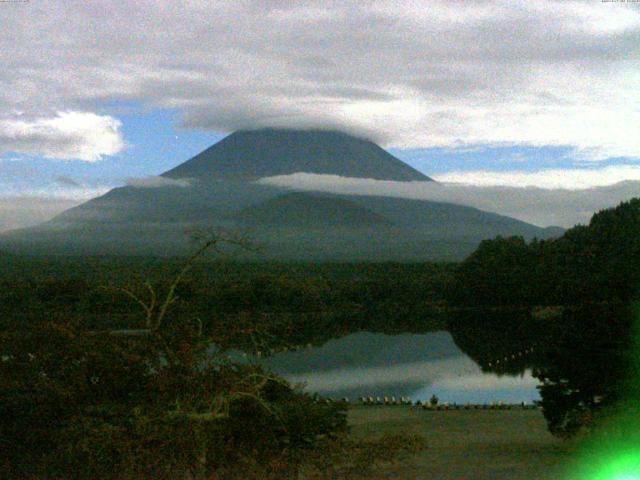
<box><xmin>0</xmin><ymin>260</ymin><xmax>452</xmax><ymax>345</ymax></box>
<box><xmin>447</xmin><ymin>236</ymin><xmax>537</xmax><ymax>306</ymax></box>
<box><xmin>0</xmin><ymin>316</ymin><xmax>350</xmax><ymax>479</ymax></box>
<box><xmin>448</xmin><ymin>198</ymin><xmax>640</xmax><ymax>308</ymax></box>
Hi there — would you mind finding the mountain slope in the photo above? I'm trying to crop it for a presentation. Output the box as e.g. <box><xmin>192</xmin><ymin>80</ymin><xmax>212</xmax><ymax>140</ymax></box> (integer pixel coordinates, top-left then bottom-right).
<box><xmin>163</xmin><ymin>129</ymin><xmax>431</xmax><ymax>181</ymax></box>
<box><xmin>234</xmin><ymin>192</ymin><xmax>391</xmax><ymax>227</ymax></box>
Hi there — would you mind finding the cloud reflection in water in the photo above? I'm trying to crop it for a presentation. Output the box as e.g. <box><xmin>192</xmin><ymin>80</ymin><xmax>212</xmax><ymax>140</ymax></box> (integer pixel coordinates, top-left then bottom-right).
<box><xmin>261</xmin><ymin>332</ymin><xmax>541</xmax><ymax>402</ymax></box>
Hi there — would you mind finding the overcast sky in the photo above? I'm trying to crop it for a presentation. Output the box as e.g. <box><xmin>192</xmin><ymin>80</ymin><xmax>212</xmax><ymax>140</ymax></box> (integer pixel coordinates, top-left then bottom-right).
<box><xmin>1</xmin><ymin>0</ymin><xmax>639</xmax><ymax>230</ymax></box>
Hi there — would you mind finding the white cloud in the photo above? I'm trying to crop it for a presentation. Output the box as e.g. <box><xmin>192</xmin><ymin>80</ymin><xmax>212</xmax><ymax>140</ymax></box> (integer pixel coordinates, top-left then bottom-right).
<box><xmin>0</xmin><ymin>111</ymin><xmax>125</xmax><ymax>161</ymax></box>
<box><xmin>1</xmin><ymin>1</ymin><xmax>638</xmax><ymax>159</ymax></box>
<box><xmin>0</xmin><ymin>178</ymin><xmax>111</xmax><ymax>231</ymax></box>
<box><xmin>124</xmin><ymin>175</ymin><xmax>191</xmax><ymax>188</ymax></box>
<box><xmin>0</xmin><ymin>197</ymin><xmax>84</xmax><ymax>233</ymax></box>
<box><xmin>257</xmin><ymin>171</ymin><xmax>640</xmax><ymax>227</ymax></box>
<box><xmin>284</xmin><ymin>356</ymin><xmax>480</xmax><ymax>393</ymax></box>
<box><xmin>434</xmin><ymin>165</ymin><xmax>640</xmax><ymax>189</ymax></box>
<box><xmin>430</xmin><ymin>371</ymin><xmax>540</xmax><ymax>392</ymax></box>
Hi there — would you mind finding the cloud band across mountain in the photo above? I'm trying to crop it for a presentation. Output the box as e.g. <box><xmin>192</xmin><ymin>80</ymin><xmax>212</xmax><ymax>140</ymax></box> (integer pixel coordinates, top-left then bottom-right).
<box><xmin>257</xmin><ymin>171</ymin><xmax>640</xmax><ymax>227</ymax></box>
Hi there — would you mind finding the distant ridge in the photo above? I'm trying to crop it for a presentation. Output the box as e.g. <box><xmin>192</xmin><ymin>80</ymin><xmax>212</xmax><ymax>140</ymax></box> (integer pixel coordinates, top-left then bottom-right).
<box><xmin>163</xmin><ymin>128</ymin><xmax>431</xmax><ymax>182</ymax></box>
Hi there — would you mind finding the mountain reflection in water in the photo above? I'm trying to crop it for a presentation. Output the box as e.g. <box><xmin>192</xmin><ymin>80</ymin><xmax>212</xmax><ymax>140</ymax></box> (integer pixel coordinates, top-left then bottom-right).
<box><xmin>256</xmin><ymin>331</ymin><xmax>540</xmax><ymax>403</ymax></box>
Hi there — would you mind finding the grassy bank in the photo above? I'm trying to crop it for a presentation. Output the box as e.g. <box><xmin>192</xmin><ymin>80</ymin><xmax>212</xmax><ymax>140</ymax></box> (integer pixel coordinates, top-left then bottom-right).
<box><xmin>348</xmin><ymin>406</ymin><xmax>576</xmax><ymax>480</ymax></box>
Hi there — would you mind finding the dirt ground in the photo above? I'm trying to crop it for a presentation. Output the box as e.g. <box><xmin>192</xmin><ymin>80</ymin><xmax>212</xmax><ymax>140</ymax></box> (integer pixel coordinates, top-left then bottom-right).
<box><xmin>347</xmin><ymin>406</ymin><xmax>578</xmax><ymax>480</ymax></box>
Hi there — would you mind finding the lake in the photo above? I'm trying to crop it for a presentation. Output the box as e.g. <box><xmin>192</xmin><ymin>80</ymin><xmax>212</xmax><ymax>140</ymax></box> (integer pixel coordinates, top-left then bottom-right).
<box><xmin>254</xmin><ymin>331</ymin><xmax>541</xmax><ymax>404</ymax></box>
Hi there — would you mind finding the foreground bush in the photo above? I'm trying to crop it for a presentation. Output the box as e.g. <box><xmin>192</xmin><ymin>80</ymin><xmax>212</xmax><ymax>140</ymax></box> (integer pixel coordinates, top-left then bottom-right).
<box><xmin>0</xmin><ymin>318</ymin><xmax>350</xmax><ymax>479</ymax></box>
<box><xmin>1</xmin><ymin>234</ymin><xmax>430</xmax><ymax>478</ymax></box>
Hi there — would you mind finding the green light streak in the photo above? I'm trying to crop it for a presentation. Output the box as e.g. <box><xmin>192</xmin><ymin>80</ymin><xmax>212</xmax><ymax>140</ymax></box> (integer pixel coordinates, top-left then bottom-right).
<box><xmin>562</xmin><ymin>303</ymin><xmax>640</xmax><ymax>480</ymax></box>
<box><xmin>590</xmin><ymin>451</ymin><xmax>640</xmax><ymax>480</ymax></box>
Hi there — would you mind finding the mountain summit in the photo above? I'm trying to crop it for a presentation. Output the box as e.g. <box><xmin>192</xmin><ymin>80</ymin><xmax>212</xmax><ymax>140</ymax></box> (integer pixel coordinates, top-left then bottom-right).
<box><xmin>163</xmin><ymin>128</ymin><xmax>431</xmax><ymax>182</ymax></box>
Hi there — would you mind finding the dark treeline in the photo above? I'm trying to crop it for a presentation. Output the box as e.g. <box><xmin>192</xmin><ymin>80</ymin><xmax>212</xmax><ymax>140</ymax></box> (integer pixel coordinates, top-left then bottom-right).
<box><xmin>0</xmin><ymin>259</ymin><xmax>452</xmax><ymax>350</ymax></box>
<box><xmin>447</xmin><ymin>198</ymin><xmax>640</xmax><ymax>307</ymax></box>
<box><xmin>447</xmin><ymin>198</ymin><xmax>640</xmax><ymax>438</ymax></box>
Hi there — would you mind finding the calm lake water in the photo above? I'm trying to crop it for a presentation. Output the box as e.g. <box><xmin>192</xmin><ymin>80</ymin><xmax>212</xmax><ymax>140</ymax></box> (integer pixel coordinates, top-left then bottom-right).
<box><xmin>256</xmin><ymin>331</ymin><xmax>540</xmax><ymax>404</ymax></box>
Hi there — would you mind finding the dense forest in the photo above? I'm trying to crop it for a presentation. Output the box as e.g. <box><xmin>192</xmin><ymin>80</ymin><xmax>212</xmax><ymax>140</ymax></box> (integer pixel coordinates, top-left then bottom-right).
<box><xmin>0</xmin><ymin>259</ymin><xmax>451</xmax><ymax>349</ymax></box>
<box><xmin>448</xmin><ymin>198</ymin><xmax>640</xmax><ymax>437</ymax></box>
<box><xmin>448</xmin><ymin>198</ymin><xmax>640</xmax><ymax>307</ymax></box>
